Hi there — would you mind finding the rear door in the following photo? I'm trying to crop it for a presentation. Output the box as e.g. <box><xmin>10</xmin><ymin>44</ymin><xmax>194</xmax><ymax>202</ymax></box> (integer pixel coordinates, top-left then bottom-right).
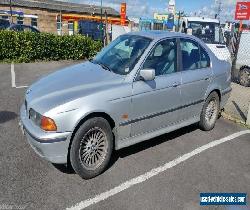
<box><xmin>179</xmin><ymin>38</ymin><xmax>212</xmax><ymax>120</ymax></box>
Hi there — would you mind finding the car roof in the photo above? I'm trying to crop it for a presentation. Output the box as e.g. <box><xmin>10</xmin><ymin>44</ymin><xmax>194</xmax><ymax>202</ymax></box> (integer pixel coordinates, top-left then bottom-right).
<box><xmin>127</xmin><ymin>30</ymin><xmax>198</xmax><ymax>41</ymax></box>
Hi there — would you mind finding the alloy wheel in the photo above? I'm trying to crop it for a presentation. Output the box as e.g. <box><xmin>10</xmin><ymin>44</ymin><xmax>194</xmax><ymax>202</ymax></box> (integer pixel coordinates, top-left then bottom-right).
<box><xmin>79</xmin><ymin>127</ymin><xmax>108</xmax><ymax>170</ymax></box>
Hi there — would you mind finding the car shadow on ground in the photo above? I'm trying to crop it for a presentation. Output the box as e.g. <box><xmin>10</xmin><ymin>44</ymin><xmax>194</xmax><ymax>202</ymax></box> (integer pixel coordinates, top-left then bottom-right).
<box><xmin>52</xmin><ymin>123</ymin><xmax>198</xmax><ymax>175</ymax></box>
<box><xmin>0</xmin><ymin>111</ymin><xmax>17</xmax><ymax>124</ymax></box>
<box><xmin>232</xmin><ymin>101</ymin><xmax>247</xmax><ymax>122</ymax></box>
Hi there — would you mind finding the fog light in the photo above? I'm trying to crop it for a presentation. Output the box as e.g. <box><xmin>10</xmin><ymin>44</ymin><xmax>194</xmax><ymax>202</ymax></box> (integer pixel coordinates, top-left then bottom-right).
<box><xmin>41</xmin><ymin>116</ymin><xmax>57</xmax><ymax>131</ymax></box>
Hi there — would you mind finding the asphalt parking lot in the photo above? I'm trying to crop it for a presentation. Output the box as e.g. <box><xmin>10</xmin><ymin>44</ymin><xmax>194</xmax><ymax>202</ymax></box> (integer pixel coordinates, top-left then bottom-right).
<box><xmin>0</xmin><ymin>61</ymin><xmax>250</xmax><ymax>210</ymax></box>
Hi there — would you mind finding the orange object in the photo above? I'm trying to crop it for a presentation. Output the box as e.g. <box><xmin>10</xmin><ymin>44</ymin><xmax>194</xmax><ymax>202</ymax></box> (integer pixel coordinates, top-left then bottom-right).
<box><xmin>41</xmin><ymin>116</ymin><xmax>57</xmax><ymax>131</ymax></box>
<box><xmin>120</xmin><ymin>3</ymin><xmax>126</xmax><ymax>26</ymax></box>
<box><xmin>121</xmin><ymin>114</ymin><xmax>129</xmax><ymax>120</ymax></box>
<box><xmin>239</xmin><ymin>20</ymin><xmax>243</xmax><ymax>32</ymax></box>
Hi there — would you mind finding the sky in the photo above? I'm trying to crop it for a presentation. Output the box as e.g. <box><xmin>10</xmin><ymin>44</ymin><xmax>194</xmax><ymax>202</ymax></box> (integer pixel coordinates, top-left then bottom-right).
<box><xmin>63</xmin><ymin>0</ymin><xmax>241</xmax><ymax>21</ymax></box>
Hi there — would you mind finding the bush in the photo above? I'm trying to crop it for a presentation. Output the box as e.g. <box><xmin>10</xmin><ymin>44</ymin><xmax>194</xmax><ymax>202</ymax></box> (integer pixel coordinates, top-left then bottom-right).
<box><xmin>0</xmin><ymin>30</ymin><xmax>102</xmax><ymax>63</ymax></box>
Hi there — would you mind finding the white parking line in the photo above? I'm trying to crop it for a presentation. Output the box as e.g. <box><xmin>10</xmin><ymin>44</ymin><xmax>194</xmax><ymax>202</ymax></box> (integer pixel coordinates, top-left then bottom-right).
<box><xmin>10</xmin><ymin>63</ymin><xmax>28</xmax><ymax>89</ymax></box>
<box><xmin>11</xmin><ymin>62</ymin><xmax>16</xmax><ymax>88</ymax></box>
<box><xmin>67</xmin><ymin>130</ymin><xmax>250</xmax><ymax>210</ymax></box>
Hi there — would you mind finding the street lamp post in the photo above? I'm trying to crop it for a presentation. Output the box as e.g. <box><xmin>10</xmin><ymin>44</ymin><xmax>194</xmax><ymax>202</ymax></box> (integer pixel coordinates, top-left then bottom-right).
<box><xmin>100</xmin><ymin>0</ymin><xmax>103</xmax><ymax>44</ymax></box>
<box><xmin>9</xmin><ymin>0</ymin><xmax>13</xmax><ymax>23</ymax></box>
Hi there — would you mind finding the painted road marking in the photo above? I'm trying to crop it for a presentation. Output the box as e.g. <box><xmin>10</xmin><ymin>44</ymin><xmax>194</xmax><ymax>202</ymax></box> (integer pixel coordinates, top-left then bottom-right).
<box><xmin>11</xmin><ymin>62</ymin><xmax>16</xmax><ymax>88</ymax></box>
<box><xmin>10</xmin><ymin>63</ymin><xmax>28</xmax><ymax>89</ymax></box>
<box><xmin>67</xmin><ymin>130</ymin><xmax>250</xmax><ymax>210</ymax></box>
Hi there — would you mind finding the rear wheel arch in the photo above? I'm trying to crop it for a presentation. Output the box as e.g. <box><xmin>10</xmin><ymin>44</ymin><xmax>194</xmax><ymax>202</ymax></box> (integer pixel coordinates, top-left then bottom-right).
<box><xmin>199</xmin><ymin>91</ymin><xmax>220</xmax><ymax>131</ymax></box>
<box><xmin>205</xmin><ymin>88</ymin><xmax>221</xmax><ymax>103</ymax></box>
<box><xmin>212</xmin><ymin>89</ymin><xmax>221</xmax><ymax>102</ymax></box>
<box><xmin>67</xmin><ymin>112</ymin><xmax>116</xmax><ymax>166</ymax></box>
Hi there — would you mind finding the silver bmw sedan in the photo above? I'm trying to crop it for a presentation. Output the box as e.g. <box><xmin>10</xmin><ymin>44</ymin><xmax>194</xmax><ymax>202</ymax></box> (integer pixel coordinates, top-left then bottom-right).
<box><xmin>20</xmin><ymin>31</ymin><xmax>232</xmax><ymax>179</ymax></box>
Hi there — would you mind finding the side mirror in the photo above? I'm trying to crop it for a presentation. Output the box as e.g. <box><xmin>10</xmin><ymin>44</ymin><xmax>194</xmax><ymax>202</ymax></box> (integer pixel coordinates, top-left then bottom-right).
<box><xmin>139</xmin><ymin>69</ymin><xmax>155</xmax><ymax>81</ymax></box>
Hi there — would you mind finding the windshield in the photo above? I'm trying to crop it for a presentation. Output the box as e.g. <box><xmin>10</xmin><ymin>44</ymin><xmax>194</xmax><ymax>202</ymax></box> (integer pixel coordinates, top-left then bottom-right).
<box><xmin>188</xmin><ymin>21</ymin><xmax>224</xmax><ymax>44</ymax></box>
<box><xmin>92</xmin><ymin>35</ymin><xmax>151</xmax><ymax>75</ymax></box>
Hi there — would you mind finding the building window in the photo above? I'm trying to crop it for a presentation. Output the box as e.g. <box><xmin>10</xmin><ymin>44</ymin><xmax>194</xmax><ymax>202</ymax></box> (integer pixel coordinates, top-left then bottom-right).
<box><xmin>31</xmin><ymin>18</ymin><xmax>37</xmax><ymax>28</ymax></box>
<box><xmin>68</xmin><ymin>21</ymin><xmax>74</xmax><ymax>35</ymax></box>
<box><xmin>57</xmin><ymin>18</ymin><xmax>62</xmax><ymax>35</ymax></box>
<box><xmin>17</xmin><ymin>16</ymin><xmax>23</xmax><ymax>25</ymax></box>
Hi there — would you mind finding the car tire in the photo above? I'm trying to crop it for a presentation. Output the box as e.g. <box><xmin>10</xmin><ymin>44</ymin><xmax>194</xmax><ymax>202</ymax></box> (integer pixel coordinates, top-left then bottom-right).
<box><xmin>199</xmin><ymin>92</ymin><xmax>220</xmax><ymax>131</ymax></box>
<box><xmin>70</xmin><ymin>117</ymin><xmax>113</xmax><ymax>179</ymax></box>
<box><xmin>239</xmin><ymin>68</ymin><xmax>250</xmax><ymax>87</ymax></box>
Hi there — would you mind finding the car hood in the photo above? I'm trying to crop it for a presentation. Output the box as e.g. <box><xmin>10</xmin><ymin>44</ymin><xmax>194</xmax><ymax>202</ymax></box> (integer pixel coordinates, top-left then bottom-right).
<box><xmin>26</xmin><ymin>61</ymin><xmax>125</xmax><ymax>113</ymax></box>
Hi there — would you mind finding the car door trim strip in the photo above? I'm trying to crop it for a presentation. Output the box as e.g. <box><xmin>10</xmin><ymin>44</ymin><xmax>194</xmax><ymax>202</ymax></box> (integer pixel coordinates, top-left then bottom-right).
<box><xmin>119</xmin><ymin>99</ymin><xmax>204</xmax><ymax>126</ymax></box>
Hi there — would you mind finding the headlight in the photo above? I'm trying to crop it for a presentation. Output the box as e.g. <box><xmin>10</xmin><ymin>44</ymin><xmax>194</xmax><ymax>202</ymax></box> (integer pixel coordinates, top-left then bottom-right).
<box><xmin>29</xmin><ymin>109</ymin><xmax>57</xmax><ymax>131</ymax></box>
<box><xmin>29</xmin><ymin>108</ymin><xmax>42</xmax><ymax>126</ymax></box>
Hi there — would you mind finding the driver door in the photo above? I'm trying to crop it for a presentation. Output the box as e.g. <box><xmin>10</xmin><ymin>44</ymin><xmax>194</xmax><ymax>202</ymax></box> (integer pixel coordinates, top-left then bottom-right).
<box><xmin>131</xmin><ymin>38</ymin><xmax>182</xmax><ymax>137</ymax></box>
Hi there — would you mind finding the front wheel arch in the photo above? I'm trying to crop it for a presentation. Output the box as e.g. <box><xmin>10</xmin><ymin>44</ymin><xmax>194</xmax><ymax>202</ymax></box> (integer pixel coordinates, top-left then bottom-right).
<box><xmin>67</xmin><ymin>112</ymin><xmax>116</xmax><ymax>166</ymax></box>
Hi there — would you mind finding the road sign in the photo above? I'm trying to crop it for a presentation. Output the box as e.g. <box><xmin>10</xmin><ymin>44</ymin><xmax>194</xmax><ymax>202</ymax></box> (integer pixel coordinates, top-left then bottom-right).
<box><xmin>235</xmin><ymin>2</ymin><xmax>250</xmax><ymax>20</ymax></box>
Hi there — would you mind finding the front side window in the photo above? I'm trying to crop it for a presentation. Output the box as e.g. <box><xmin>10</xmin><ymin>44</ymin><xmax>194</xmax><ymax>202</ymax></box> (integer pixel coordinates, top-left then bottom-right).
<box><xmin>143</xmin><ymin>39</ymin><xmax>177</xmax><ymax>76</ymax></box>
<box><xmin>181</xmin><ymin>39</ymin><xmax>210</xmax><ymax>71</ymax></box>
<box><xmin>92</xmin><ymin>35</ymin><xmax>151</xmax><ymax>75</ymax></box>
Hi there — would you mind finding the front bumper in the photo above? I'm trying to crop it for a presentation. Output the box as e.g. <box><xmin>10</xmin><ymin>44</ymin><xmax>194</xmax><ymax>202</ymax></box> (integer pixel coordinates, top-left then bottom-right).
<box><xmin>20</xmin><ymin>104</ymin><xmax>71</xmax><ymax>164</ymax></box>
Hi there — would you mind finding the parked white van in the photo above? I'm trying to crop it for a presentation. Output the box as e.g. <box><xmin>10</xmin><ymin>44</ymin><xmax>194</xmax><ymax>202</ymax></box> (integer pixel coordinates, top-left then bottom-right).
<box><xmin>179</xmin><ymin>17</ymin><xmax>232</xmax><ymax>64</ymax></box>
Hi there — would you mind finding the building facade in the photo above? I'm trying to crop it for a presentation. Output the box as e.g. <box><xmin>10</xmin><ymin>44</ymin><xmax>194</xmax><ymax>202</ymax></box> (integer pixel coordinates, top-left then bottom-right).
<box><xmin>0</xmin><ymin>0</ymin><xmax>123</xmax><ymax>35</ymax></box>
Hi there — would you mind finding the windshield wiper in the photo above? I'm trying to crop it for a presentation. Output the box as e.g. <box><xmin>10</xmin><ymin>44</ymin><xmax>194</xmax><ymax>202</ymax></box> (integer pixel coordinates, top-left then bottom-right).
<box><xmin>95</xmin><ymin>61</ymin><xmax>112</xmax><ymax>72</ymax></box>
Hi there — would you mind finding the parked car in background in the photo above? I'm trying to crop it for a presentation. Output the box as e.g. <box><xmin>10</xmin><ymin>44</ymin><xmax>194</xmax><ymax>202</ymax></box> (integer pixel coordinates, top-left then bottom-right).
<box><xmin>8</xmin><ymin>24</ymin><xmax>40</xmax><ymax>33</ymax></box>
<box><xmin>179</xmin><ymin>17</ymin><xmax>232</xmax><ymax>65</ymax></box>
<box><xmin>20</xmin><ymin>31</ymin><xmax>232</xmax><ymax>179</ymax></box>
<box><xmin>0</xmin><ymin>18</ymin><xmax>10</xmax><ymax>30</ymax></box>
<box><xmin>0</xmin><ymin>21</ymin><xmax>39</xmax><ymax>33</ymax></box>
<box><xmin>235</xmin><ymin>31</ymin><xmax>250</xmax><ymax>87</ymax></box>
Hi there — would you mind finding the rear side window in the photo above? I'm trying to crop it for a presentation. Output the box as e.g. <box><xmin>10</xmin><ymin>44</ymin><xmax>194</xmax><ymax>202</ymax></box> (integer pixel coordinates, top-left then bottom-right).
<box><xmin>180</xmin><ymin>39</ymin><xmax>210</xmax><ymax>71</ymax></box>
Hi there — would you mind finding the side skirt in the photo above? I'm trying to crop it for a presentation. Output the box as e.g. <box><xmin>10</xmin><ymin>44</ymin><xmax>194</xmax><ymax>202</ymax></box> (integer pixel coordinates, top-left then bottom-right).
<box><xmin>115</xmin><ymin>116</ymin><xmax>200</xmax><ymax>150</ymax></box>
